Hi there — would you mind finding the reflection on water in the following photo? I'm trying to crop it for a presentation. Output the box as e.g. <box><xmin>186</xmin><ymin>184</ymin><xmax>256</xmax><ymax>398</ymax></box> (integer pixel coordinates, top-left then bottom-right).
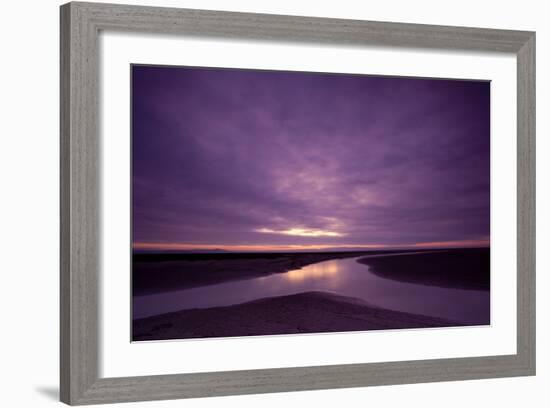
<box><xmin>284</xmin><ymin>259</ymin><xmax>340</xmax><ymax>282</ymax></box>
<box><xmin>133</xmin><ymin>255</ymin><xmax>490</xmax><ymax>325</ymax></box>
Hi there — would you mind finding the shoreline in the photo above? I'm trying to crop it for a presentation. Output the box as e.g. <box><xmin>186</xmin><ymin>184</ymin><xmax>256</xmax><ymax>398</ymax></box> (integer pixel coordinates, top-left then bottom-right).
<box><xmin>133</xmin><ymin>249</ymin><xmax>437</xmax><ymax>295</ymax></box>
<box><xmin>132</xmin><ymin>291</ymin><xmax>460</xmax><ymax>341</ymax></box>
<box><xmin>357</xmin><ymin>247</ymin><xmax>490</xmax><ymax>291</ymax></box>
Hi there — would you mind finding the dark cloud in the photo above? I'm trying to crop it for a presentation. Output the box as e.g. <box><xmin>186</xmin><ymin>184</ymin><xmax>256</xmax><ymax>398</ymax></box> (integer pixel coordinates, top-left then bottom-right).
<box><xmin>132</xmin><ymin>66</ymin><xmax>490</xmax><ymax>247</ymax></box>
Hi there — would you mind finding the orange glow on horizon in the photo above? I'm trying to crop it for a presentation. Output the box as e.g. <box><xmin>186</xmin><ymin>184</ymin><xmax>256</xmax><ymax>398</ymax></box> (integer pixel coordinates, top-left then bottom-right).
<box><xmin>133</xmin><ymin>238</ymin><xmax>489</xmax><ymax>252</ymax></box>
<box><xmin>410</xmin><ymin>239</ymin><xmax>490</xmax><ymax>249</ymax></box>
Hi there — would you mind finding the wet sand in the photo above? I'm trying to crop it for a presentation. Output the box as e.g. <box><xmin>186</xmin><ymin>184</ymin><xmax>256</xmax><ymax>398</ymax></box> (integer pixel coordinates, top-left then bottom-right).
<box><xmin>132</xmin><ymin>291</ymin><xmax>458</xmax><ymax>341</ymax></box>
<box><xmin>358</xmin><ymin>247</ymin><xmax>490</xmax><ymax>290</ymax></box>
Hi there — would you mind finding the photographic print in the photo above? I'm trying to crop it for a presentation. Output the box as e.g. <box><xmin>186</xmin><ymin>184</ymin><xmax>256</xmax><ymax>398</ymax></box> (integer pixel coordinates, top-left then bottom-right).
<box><xmin>131</xmin><ymin>65</ymin><xmax>490</xmax><ymax>342</ymax></box>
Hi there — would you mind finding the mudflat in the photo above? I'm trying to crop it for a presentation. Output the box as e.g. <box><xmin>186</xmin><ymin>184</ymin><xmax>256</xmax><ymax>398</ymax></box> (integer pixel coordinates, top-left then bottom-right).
<box><xmin>358</xmin><ymin>248</ymin><xmax>490</xmax><ymax>290</ymax></box>
<box><xmin>133</xmin><ymin>250</ymin><xmax>421</xmax><ymax>295</ymax></box>
<box><xmin>132</xmin><ymin>291</ymin><xmax>458</xmax><ymax>341</ymax></box>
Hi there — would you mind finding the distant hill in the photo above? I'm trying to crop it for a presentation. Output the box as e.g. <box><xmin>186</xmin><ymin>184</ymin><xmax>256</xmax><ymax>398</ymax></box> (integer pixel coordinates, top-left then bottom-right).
<box><xmin>133</xmin><ymin>248</ymin><xmax>230</xmax><ymax>254</ymax></box>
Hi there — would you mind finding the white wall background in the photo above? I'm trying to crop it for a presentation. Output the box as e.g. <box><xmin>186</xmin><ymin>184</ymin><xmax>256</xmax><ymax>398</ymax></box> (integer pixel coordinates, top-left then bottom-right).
<box><xmin>0</xmin><ymin>0</ymin><xmax>545</xmax><ymax>407</ymax></box>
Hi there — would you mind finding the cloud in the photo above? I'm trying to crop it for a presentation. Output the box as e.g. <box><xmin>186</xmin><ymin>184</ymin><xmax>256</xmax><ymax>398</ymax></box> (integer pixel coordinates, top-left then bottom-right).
<box><xmin>132</xmin><ymin>66</ymin><xmax>490</xmax><ymax>248</ymax></box>
<box><xmin>256</xmin><ymin>228</ymin><xmax>345</xmax><ymax>238</ymax></box>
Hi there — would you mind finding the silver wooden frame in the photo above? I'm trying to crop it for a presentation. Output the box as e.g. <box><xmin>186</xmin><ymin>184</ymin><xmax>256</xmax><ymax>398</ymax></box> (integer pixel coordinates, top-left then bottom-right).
<box><xmin>60</xmin><ymin>1</ymin><xmax>536</xmax><ymax>405</ymax></box>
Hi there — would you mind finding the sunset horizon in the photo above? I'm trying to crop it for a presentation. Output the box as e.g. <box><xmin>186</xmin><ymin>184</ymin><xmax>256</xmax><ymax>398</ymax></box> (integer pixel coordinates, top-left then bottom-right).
<box><xmin>132</xmin><ymin>66</ymin><xmax>489</xmax><ymax>250</ymax></box>
<box><xmin>132</xmin><ymin>238</ymin><xmax>490</xmax><ymax>253</ymax></box>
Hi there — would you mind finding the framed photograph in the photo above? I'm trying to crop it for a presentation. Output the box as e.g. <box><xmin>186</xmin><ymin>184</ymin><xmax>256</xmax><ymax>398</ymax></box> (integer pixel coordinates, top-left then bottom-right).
<box><xmin>60</xmin><ymin>1</ymin><xmax>535</xmax><ymax>405</ymax></box>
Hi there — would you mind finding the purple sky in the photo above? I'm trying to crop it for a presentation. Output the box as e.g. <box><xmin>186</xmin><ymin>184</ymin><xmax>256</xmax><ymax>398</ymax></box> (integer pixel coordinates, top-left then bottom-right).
<box><xmin>132</xmin><ymin>65</ymin><xmax>490</xmax><ymax>251</ymax></box>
